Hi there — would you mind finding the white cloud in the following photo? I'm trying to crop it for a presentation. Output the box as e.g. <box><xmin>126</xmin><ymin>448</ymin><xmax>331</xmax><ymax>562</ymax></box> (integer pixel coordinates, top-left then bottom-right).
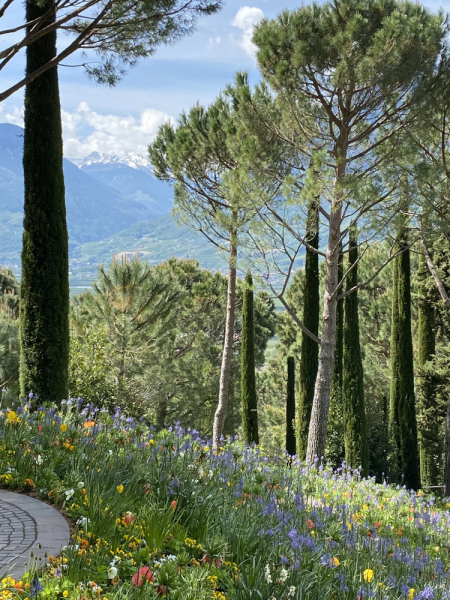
<box><xmin>0</xmin><ymin>104</ymin><xmax>24</xmax><ymax>127</ymax></box>
<box><xmin>0</xmin><ymin>101</ymin><xmax>173</xmax><ymax>159</ymax></box>
<box><xmin>232</xmin><ymin>6</ymin><xmax>265</xmax><ymax>59</ymax></box>
<box><xmin>62</xmin><ymin>102</ymin><xmax>172</xmax><ymax>158</ymax></box>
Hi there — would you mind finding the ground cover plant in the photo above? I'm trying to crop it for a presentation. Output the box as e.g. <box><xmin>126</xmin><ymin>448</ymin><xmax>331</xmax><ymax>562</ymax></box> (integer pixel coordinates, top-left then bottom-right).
<box><xmin>0</xmin><ymin>400</ymin><xmax>450</xmax><ymax>599</ymax></box>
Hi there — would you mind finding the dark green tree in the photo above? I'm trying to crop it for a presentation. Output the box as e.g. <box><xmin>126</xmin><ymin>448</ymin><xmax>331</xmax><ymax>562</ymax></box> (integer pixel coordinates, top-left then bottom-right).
<box><xmin>297</xmin><ymin>197</ymin><xmax>319</xmax><ymax>459</ymax></box>
<box><xmin>326</xmin><ymin>248</ymin><xmax>345</xmax><ymax>467</ymax></box>
<box><xmin>241</xmin><ymin>272</ymin><xmax>258</xmax><ymax>444</ymax></box>
<box><xmin>343</xmin><ymin>230</ymin><xmax>369</xmax><ymax>475</ymax></box>
<box><xmin>286</xmin><ymin>356</ymin><xmax>296</xmax><ymax>456</ymax></box>
<box><xmin>417</xmin><ymin>251</ymin><xmax>440</xmax><ymax>486</ymax></box>
<box><xmin>390</xmin><ymin>220</ymin><xmax>420</xmax><ymax>489</ymax></box>
<box><xmin>20</xmin><ymin>0</ymin><xmax>69</xmax><ymax>403</ymax></box>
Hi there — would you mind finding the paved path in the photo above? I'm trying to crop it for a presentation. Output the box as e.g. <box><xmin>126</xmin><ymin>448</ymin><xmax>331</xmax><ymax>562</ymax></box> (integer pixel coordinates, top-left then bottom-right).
<box><xmin>0</xmin><ymin>490</ymin><xmax>70</xmax><ymax>580</ymax></box>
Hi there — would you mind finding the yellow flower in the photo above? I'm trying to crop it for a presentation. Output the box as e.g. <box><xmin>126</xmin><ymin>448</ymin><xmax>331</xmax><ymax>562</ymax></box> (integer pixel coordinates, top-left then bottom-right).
<box><xmin>331</xmin><ymin>557</ymin><xmax>339</xmax><ymax>567</ymax></box>
<box><xmin>409</xmin><ymin>590</ymin><xmax>415</xmax><ymax>599</ymax></box>
<box><xmin>60</xmin><ymin>424</ymin><xmax>68</xmax><ymax>432</ymax></box>
<box><xmin>6</xmin><ymin>411</ymin><xmax>17</xmax><ymax>423</ymax></box>
<box><xmin>63</xmin><ymin>591</ymin><xmax>69</xmax><ymax>597</ymax></box>
<box><xmin>116</xmin><ymin>484</ymin><xmax>124</xmax><ymax>494</ymax></box>
<box><xmin>363</xmin><ymin>569</ymin><xmax>374</xmax><ymax>583</ymax></box>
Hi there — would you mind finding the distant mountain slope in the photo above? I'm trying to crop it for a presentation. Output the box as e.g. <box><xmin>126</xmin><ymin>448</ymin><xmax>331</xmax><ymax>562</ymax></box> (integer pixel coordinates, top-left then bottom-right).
<box><xmin>70</xmin><ymin>215</ymin><xmax>228</xmax><ymax>276</ymax></box>
<box><xmin>70</xmin><ymin>151</ymin><xmax>172</xmax><ymax>215</ymax></box>
<box><xmin>0</xmin><ymin>123</ymin><xmax>160</xmax><ymax>264</ymax></box>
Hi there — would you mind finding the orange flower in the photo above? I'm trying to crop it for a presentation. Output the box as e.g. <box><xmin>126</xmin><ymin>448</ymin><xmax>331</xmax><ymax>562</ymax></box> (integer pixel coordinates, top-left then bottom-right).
<box><xmin>171</xmin><ymin>500</ymin><xmax>177</xmax><ymax>512</ymax></box>
<box><xmin>306</xmin><ymin>519</ymin><xmax>314</xmax><ymax>529</ymax></box>
<box><xmin>84</xmin><ymin>421</ymin><xmax>95</xmax><ymax>428</ymax></box>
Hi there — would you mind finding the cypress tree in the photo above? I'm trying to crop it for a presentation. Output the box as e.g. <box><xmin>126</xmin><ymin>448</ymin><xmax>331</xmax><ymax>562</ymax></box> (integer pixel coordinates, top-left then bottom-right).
<box><xmin>390</xmin><ymin>219</ymin><xmax>420</xmax><ymax>489</ymax></box>
<box><xmin>297</xmin><ymin>198</ymin><xmax>320</xmax><ymax>459</ymax></box>
<box><xmin>20</xmin><ymin>0</ymin><xmax>69</xmax><ymax>403</ymax></box>
<box><xmin>286</xmin><ymin>356</ymin><xmax>296</xmax><ymax>456</ymax></box>
<box><xmin>241</xmin><ymin>272</ymin><xmax>259</xmax><ymax>444</ymax></box>
<box><xmin>417</xmin><ymin>251</ymin><xmax>439</xmax><ymax>486</ymax></box>
<box><xmin>389</xmin><ymin>246</ymin><xmax>402</xmax><ymax>476</ymax></box>
<box><xmin>327</xmin><ymin>247</ymin><xmax>345</xmax><ymax>466</ymax></box>
<box><xmin>343</xmin><ymin>229</ymin><xmax>369</xmax><ymax>475</ymax></box>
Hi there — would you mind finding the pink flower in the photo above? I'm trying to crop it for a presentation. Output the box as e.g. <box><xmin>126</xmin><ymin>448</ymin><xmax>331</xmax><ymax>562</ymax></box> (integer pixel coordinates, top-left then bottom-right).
<box><xmin>132</xmin><ymin>566</ymin><xmax>154</xmax><ymax>588</ymax></box>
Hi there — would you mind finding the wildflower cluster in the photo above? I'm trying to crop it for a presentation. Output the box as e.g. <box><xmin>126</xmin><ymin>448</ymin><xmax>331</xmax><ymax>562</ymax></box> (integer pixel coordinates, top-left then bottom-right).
<box><xmin>0</xmin><ymin>400</ymin><xmax>449</xmax><ymax>598</ymax></box>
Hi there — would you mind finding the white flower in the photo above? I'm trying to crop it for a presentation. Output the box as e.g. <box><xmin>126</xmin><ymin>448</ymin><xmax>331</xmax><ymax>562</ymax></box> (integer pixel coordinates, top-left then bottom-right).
<box><xmin>265</xmin><ymin>564</ymin><xmax>272</xmax><ymax>584</ymax></box>
<box><xmin>36</xmin><ymin>455</ymin><xmax>43</xmax><ymax>465</ymax></box>
<box><xmin>76</xmin><ymin>516</ymin><xmax>90</xmax><ymax>526</ymax></box>
<box><xmin>65</xmin><ymin>489</ymin><xmax>74</xmax><ymax>500</ymax></box>
<box><xmin>279</xmin><ymin>567</ymin><xmax>289</xmax><ymax>583</ymax></box>
<box><xmin>107</xmin><ymin>566</ymin><xmax>118</xmax><ymax>579</ymax></box>
<box><xmin>77</xmin><ymin>481</ymin><xmax>84</xmax><ymax>489</ymax></box>
<box><xmin>108</xmin><ymin>449</ymin><xmax>113</xmax><ymax>456</ymax></box>
<box><xmin>289</xmin><ymin>586</ymin><xmax>296</xmax><ymax>596</ymax></box>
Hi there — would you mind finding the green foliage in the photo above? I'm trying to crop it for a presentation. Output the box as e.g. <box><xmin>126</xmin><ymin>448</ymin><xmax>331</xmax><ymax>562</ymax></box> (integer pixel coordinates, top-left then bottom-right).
<box><xmin>20</xmin><ymin>1</ymin><xmax>69</xmax><ymax>404</ymax></box>
<box><xmin>343</xmin><ymin>230</ymin><xmax>369</xmax><ymax>476</ymax></box>
<box><xmin>297</xmin><ymin>198</ymin><xmax>320</xmax><ymax>460</ymax></box>
<box><xmin>241</xmin><ymin>272</ymin><xmax>258</xmax><ymax>445</ymax></box>
<box><xmin>0</xmin><ymin>266</ymin><xmax>20</xmax><ymax>403</ymax></box>
<box><xmin>286</xmin><ymin>356</ymin><xmax>296</xmax><ymax>456</ymax></box>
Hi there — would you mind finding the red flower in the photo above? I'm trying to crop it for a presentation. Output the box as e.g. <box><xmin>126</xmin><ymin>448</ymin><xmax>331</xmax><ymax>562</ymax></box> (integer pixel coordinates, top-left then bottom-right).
<box><xmin>38</xmin><ymin>425</ymin><xmax>43</xmax><ymax>433</ymax></box>
<box><xmin>170</xmin><ymin>500</ymin><xmax>177</xmax><ymax>512</ymax></box>
<box><xmin>306</xmin><ymin>519</ymin><xmax>314</xmax><ymax>529</ymax></box>
<box><xmin>124</xmin><ymin>512</ymin><xmax>135</xmax><ymax>525</ymax></box>
<box><xmin>131</xmin><ymin>566</ymin><xmax>154</xmax><ymax>588</ymax></box>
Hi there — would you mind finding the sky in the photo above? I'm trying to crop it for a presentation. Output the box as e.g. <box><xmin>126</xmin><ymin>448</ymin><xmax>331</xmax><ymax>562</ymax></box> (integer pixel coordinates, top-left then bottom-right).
<box><xmin>0</xmin><ymin>0</ymin><xmax>446</xmax><ymax>159</ymax></box>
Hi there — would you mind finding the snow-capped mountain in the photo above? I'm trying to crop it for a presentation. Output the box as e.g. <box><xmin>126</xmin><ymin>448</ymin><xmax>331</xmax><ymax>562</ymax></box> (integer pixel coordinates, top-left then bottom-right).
<box><xmin>68</xmin><ymin>151</ymin><xmax>172</xmax><ymax>216</ymax></box>
<box><xmin>69</xmin><ymin>151</ymin><xmax>154</xmax><ymax>174</ymax></box>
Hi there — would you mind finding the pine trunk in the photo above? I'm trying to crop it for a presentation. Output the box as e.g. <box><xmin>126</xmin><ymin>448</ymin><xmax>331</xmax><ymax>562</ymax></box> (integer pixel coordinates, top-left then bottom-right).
<box><xmin>397</xmin><ymin>228</ymin><xmax>420</xmax><ymax>489</ymax></box>
<box><xmin>297</xmin><ymin>197</ymin><xmax>320</xmax><ymax>459</ymax></box>
<box><xmin>343</xmin><ymin>229</ymin><xmax>369</xmax><ymax>475</ymax></box>
<box><xmin>306</xmin><ymin>183</ymin><xmax>343</xmax><ymax>464</ymax></box>
<box><xmin>417</xmin><ymin>251</ymin><xmax>439</xmax><ymax>487</ymax></box>
<box><xmin>20</xmin><ymin>0</ymin><xmax>69</xmax><ymax>403</ymax></box>
<box><xmin>286</xmin><ymin>356</ymin><xmax>296</xmax><ymax>456</ymax></box>
<box><xmin>213</xmin><ymin>214</ymin><xmax>238</xmax><ymax>450</ymax></box>
<box><xmin>241</xmin><ymin>272</ymin><xmax>259</xmax><ymax>444</ymax></box>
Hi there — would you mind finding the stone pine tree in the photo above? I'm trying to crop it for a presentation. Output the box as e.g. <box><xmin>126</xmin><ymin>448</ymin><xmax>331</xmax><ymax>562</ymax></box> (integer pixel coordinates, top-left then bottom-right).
<box><xmin>417</xmin><ymin>251</ymin><xmax>439</xmax><ymax>486</ymax></box>
<box><xmin>343</xmin><ymin>229</ymin><xmax>369</xmax><ymax>475</ymax></box>
<box><xmin>20</xmin><ymin>0</ymin><xmax>69</xmax><ymax>403</ymax></box>
<box><xmin>297</xmin><ymin>197</ymin><xmax>320</xmax><ymax>459</ymax></box>
<box><xmin>252</xmin><ymin>0</ymin><xmax>445</xmax><ymax>464</ymax></box>
<box><xmin>390</xmin><ymin>218</ymin><xmax>420</xmax><ymax>489</ymax></box>
<box><xmin>241</xmin><ymin>272</ymin><xmax>259</xmax><ymax>445</ymax></box>
<box><xmin>286</xmin><ymin>356</ymin><xmax>296</xmax><ymax>456</ymax></box>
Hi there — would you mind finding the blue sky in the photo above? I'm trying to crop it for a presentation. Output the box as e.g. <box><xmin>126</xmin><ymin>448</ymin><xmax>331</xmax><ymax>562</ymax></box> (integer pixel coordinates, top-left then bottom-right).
<box><xmin>0</xmin><ymin>0</ymin><xmax>446</xmax><ymax>158</ymax></box>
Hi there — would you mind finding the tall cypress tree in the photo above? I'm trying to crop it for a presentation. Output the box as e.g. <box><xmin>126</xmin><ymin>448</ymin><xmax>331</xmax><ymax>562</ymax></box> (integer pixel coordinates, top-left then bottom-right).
<box><xmin>389</xmin><ymin>246</ymin><xmax>402</xmax><ymax>476</ymax></box>
<box><xmin>390</xmin><ymin>219</ymin><xmax>420</xmax><ymax>489</ymax></box>
<box><xmin>286</xmin><ymin>356</ymin><xmax>296</xmax><ymax>456</ymax></box>
<box><xmin>417</xmin><ymin>251</ymin><xmax>439</xmax><ymax>486</ymax></box>
<box><xmin>327</xmin><ymin>247</ymin><xmax>345</xmax><ymax>466</ymax></box>
<box><xmin>297</xmin><ymin>197</ymin><xmax>320</xmax><ymax>459</ymax></box>
<box><xmin>20</xmin><ymin>0</ymin><xmax>69</xmax><ymax>403</ymax></box>
<box><xmin>241</xmin><ymin>272</ymin><xmax>259</xmax><ymax>444</ymax></box>
<box><xmin>343</xmin><ymin>229</ymin><xmax>369</xmax><ymax>475</ymax></box>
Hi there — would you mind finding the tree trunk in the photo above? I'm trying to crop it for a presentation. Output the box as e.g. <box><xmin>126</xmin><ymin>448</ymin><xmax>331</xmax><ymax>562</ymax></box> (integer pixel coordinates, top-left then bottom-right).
<box><xmin>297</xmin><ymin>196</ymin><xmax>320</xmax><ymax>459</ymax></box>
<box><xmin>241</xmin><ymin>272</ymin><xmax>259</xmax><ymax>445</ymax></box>
<box><xmin>305</xmin><ymin>181</ymin><xmax>343</xmax><ymax>464</ymax></box>
<box><xmin>343</xmin><ymin>228</ymin><xmax>369</xmax><ymax>475</ymax></box>
<box><xmin>156</xmin><ymin>395</ymin><xmax>168</xmax><ymax>431</ymax></box>
<box><xmin>20</xmin><ymin>0</ymin><xmax>69</xmax><ymax>403</ymax></box>
<box><xmin>213</xmin><ymin>214</ymin><xmax>238</xmax><ymax>450</ymax></box>
<box><xmin>286</xmin><ymin>356</ymin><xmax>296</xmax><ymax>456</ymax></box>
<box><xmin>417</xmin><ymin>250</ymin><xmax>439</xmax><ymax>487</ymax></box>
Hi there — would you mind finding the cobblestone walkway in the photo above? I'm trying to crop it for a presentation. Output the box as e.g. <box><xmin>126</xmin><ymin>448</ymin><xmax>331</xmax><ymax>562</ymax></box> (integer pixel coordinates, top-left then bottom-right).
<box><xmin>0</xmin><ymin>490</ymin><xmax>70</xmax><ymax>580</ymax></box>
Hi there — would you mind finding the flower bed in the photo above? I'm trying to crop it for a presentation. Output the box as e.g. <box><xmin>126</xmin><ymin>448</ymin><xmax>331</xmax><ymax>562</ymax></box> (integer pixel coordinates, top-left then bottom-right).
<box><xmin>0</xmin><ymin>400</ymin><xmax>450</xmax><ymax>599</ymax></box>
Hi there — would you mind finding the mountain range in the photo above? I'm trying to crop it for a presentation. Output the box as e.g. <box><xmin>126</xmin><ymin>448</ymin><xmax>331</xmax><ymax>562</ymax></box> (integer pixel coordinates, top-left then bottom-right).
<box><xmin>0</xmin><ymin>123</ymin><xmax>227</xmax><ymax>288</ymax></box>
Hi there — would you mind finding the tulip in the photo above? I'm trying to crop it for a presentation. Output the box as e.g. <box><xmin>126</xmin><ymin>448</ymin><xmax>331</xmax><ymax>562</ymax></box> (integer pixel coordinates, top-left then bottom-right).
<box><xmin>131</xmin><ymin>566</ymin><xmax>154</xmax><ymax>588</ymax></box>
<box><xmin>124</xmin><ymin>511</ymin><xmax>135</xmax><ymax>525</ymax></box>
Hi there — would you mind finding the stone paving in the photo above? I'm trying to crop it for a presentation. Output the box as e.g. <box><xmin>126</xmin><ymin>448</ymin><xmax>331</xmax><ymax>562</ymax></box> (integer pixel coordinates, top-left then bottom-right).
<box><xmin>0</xmin><ymin>490</ymin><xmax>70</xmax><ymax>580</ymax></box>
